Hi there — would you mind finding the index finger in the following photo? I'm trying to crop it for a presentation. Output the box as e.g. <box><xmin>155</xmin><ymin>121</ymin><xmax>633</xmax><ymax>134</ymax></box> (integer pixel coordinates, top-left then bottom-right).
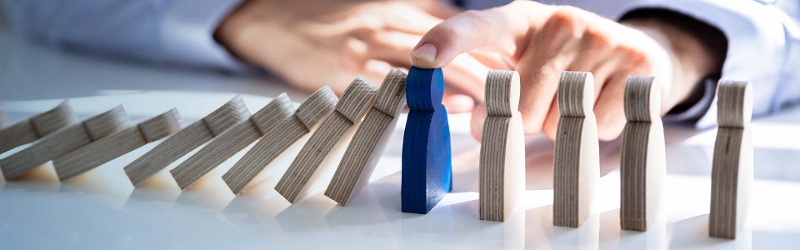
<box><xmin>410</xmin><ymin>1</ymin><xmax>554</xmax><ymax>69</ymax></box>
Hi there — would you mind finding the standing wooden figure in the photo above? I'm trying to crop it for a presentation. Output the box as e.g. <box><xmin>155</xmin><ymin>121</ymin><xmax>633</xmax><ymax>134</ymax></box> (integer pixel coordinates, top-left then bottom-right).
<box><xmin>401</xmin><ymin>66</ymin><xmax>452</xmax><ymax>214</ymax></box>
<box><xmin>479</xmin><ymin>70</ymin><xmax>525</xmax><ymax>222</ymax></box>
<box><xmin>709</xmin><ymin>80</ymin><xmax>753</xmax><ymax>239</ymax></box>
<box><xmin>620</xmin><ymin>76</ymin><xmax>666</xmax><ymax>231</ymax></box>
<box><xmin>553</xmin><ymin>71</ymin><xmax>599</xmax><ymax>228</ymax></box>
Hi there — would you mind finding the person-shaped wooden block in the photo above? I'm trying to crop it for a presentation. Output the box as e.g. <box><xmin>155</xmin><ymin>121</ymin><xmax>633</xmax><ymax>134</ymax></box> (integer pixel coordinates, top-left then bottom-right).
<box><xmin>553</xmin><ymin>71</ymin><xmax>600</xmax><ymax>228</ymax></box>
<box><xmin>402</xmin><ymin>66</ymin><xmax>452</xmax><ymax>214</ymax></box>
<box><xmin>325</xmin><ymin>69</ymin><xmax>407</xmax><ymax>205</ymax></box>
<box><xmin>124</xmin><ymin>96</ymin><xmax>250</xmax><ymax>186</ymax></box>
<box><xmin>0</xmin><ymin>100</ymin><xmax>79</xmax><ymax>154</ymax></box>
<box><xmin>710</xmin><ymin>80</ymin><xmax>753</xmax><ymax>239</ymax></box>
<box><xmin>0</xmin><ymin>106</ymin><xmax>130</xmax><ymax>180</ymax></box>
<box><xmin>53</xmin><ymin>109</ymin><xmax>183</xmax><ymax>181</ymax></box>
<box><xmin>479</xmin><ymin>70</ymin><xmax>525</xmax><ymax>222</ymax></box>
<box><xmin>171</xmin><ymin>94</ymin><xmax>297</xmax><ymax>190</ymax></box>
<box><xmin>222</xmin><ymin>87</ymin><xmax>338</xmax><ymax>195</ymax></box>
<box><xmin>275</xmin><ymin>77</ymin><xmax>377</xmax><ymax>203</ymax></box>
<box><xmin>620</xmin><ymin>76</ymin><xmax>666</xmax><ymax>231</ymax></box>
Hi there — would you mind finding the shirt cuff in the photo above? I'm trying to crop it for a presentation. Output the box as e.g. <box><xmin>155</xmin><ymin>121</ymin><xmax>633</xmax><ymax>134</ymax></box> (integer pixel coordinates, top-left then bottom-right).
<box><xmin>160</xmin><ymin>0</ymin><xmax>256</xmax><ymax>73</ymax></box>
<box><xmin>616</xmin><ymin>0</ymin><xmax>787</xmax><ymax>129</ymax></box>
<box><xmin>662</xmin><ymin>78</ymin><xmax>716</xmax><ymax>124</ymax></box>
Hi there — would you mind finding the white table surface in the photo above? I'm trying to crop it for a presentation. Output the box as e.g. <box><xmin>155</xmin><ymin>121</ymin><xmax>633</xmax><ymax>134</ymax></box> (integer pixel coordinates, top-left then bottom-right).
<box><xmin>1</xmin><ymin>30</ymin><xmax>800</xmax><ymax>250</ymax></box>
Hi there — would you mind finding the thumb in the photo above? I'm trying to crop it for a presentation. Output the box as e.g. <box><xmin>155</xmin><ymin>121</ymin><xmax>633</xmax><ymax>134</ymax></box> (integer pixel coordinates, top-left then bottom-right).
<box><xmin>410</xmin><ymin>1</ymin><xmax>548</xmax><ymax>69</ymax></box>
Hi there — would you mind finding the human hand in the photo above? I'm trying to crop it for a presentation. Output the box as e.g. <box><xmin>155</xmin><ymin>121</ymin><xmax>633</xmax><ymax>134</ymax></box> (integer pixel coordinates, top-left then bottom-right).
<box><xmin>216</xmin><ymin>0</ymin><xmax>490</xmax><ymax>113</ymax></box>
<box><xmin>411</xmin><ymin>1</ymin><xmax>721</xmax><ymax>141</ymax></box>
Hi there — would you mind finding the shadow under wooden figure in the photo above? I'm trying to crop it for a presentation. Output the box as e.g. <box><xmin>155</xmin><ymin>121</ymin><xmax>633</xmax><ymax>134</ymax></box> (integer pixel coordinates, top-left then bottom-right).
<box><xmin>401</xmin><ymin>66</ymin><xmax>452</xmax><ymax>214</ymax></box>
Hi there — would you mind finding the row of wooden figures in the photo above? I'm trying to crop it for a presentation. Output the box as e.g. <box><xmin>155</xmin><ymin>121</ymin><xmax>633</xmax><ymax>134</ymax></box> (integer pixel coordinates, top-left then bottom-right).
<box><xmin>476</xmin><ymin>71</ymin><xmax>753</xmax><ymax>240</ymax></box>
<box><xmin>0</xmin><ymin>68</ymin><xmax>751</xmax><ymax>240</ymax></box>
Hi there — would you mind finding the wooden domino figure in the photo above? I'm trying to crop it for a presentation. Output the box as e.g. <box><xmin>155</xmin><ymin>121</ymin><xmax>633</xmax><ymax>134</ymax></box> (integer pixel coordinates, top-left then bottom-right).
<box><xmin>479</xmin><ymin>70</ymin><xmax>525</xmax><ymax>222</ymax></box>
<box><xmin>0</xmin><ymin>100</ymin><xmax>79</xmax><ymax>153</ymax></box>
<box><xmin>553</xmin><ymin>71</ymin><xmax>600</xmax><ymax>228</ymax></box>
<box><xmin>620</xmin><ymin>76</ymin><xmax>666</xmax><ymax>231</ymax></box>
<box><xmin>170</xmin><ymin>94</ymin><xmax>296</xmax><ymax>190</ymax></box>
<box><xmin>53</xmin><ymin>109</ymin><xmax>182</xmax><ymax>181</ymax></box>
<box><xmin>275</xmin><ymin>77</ymin><xmax>377</xmax><ymax>203</ymax></box>
<box><xmin>221</xmin><ymin>87</ymin><xmax>338</xmax><ymax>194</ymax></box>
<box><xmin>709</xmin><ymin>80</ymin><xmax>753</xmax><ymax>239</ymax></box>
<box><xmin>401</xmin><ymin>66</ymin><xmax>452</xmax><ymax>214</ymax></box>
<box><xmin>325</xmin><ymin>69</ymin><xmax>407</xmax><ymax>205</ymax></box>
<box><xmin>124</xmin><ymin>96</ymin><xmax>250</xmax><ymax>186</ymax></box>
<box><xmin>0</xmin><ymin>106</ymin><xmax>130</xmax><ymax>180</ymax></box>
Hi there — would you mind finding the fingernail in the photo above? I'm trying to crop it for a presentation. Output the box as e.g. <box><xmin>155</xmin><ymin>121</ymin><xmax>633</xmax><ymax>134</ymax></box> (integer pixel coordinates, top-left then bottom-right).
<box><xmin>411</xmin><ymin>43</ymin><xmax>437</xmax><ymax>63</ymax></box>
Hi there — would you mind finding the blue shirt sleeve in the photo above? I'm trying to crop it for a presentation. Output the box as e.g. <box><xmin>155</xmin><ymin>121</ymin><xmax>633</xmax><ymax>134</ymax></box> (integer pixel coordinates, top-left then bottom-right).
<box><xmin>617</xmin><ymin>0</ymin><xmax>800</xmax><ymax>128</ymax></box>
<box><xmin>2</xmin><ymin>0</ymin><xmax>255</xmax><ymax>73</ymax></box>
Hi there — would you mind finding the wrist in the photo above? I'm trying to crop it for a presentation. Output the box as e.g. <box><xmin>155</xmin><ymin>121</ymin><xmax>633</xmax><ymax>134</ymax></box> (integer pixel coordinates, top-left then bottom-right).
<box><xmin>623</xmin><ymin>19</ymin><xmax>715</xmax><ymax>112</ymax></box>
<box><xmin>621</xmin><ymin>10</ymin><xmax>727</xmax><ymax>112</ymax></box>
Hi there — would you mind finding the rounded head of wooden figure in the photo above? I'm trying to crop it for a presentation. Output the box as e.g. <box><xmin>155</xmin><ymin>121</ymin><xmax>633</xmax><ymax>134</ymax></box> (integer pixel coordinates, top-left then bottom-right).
<box><xmin>557</xmin><ymin>71</ymin><xmax>595</xmax><ymax>117</ymax></box>
<box><xmin>83</xmin><ymin>105</ymin><xmax>131</xmax><ymax>141</ymax></box>
<box><xmin>337</xmin><ymin>76</ymin><xmax>379</xmax><ymax>122</ymax></box>
<box><xmin>406</xmin><ymin>66</ymin><xmax>444</xmax><ymax>111</ymax></box>
<box><xmin>137</xmin><ymin>108</ymin><xmax>183</xmax><ymax>142</ymax></box>
<box><xmin>203</xmin><ymin>95</ymin><xmax>252</xmax><ymax>136</ymax></box>
<box><xmin>716</xmin><ymin>80</ymin><xmax>752</xmax><ymax>128</ymax></box>
<box><xmin>485</xmin><ymin>70</ymin><xmax>521</xmax><ymax>117</ymax></box>
<box><xmin>29</xmin><ymin>100</ymin><xmax>79</xmax><ymax>137</ymax></box>
<box><xmin>624</xmin><ymin>76</ymin><xmax>661</xmax><ymax>122</ymax></box>
<box><xmin>296</xmin><ymin>85</ymin><xmax>339</xmax><ymax>129</ymax></box>
<box><xmin>373</xmin><ymin>68</ymin><xmax>408</xmax><ymax>116</ymax></box>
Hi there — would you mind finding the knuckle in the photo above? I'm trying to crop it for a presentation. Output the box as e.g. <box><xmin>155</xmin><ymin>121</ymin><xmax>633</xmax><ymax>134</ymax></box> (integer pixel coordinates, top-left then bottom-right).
<box><xmin>547</xmin><ymin>6</ymin><xmax>586</xmax><ymax>38</ymax></box>
<box><xmin>431</xmin><ymin>18</ymin><xmax>471</xmax><ymax>43</ymax></box>
<box><xmin>620</xmin><ymin>45</ymin><xmax>655</xmax><ymax>71</ymax></box>
<box><xmin>582</xmin><ymin>28</ymin><xmax>615</xmax><ymax>52</ymax></box>
<box><xmin>555</xmin><ymin>5</ymin><xmax>583</xmax><ymax>17</ymax></box>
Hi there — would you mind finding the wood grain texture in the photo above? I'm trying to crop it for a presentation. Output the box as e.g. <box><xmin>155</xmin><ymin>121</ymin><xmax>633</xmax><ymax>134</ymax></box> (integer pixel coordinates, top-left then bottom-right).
<box><xmin>710</xmin><ymin>80</ymin><xmax>753</xmax><ymax>239</ymax></box>
<box><xmin>0</xmin><ymin>100</ymin><xmax>79</xmax><ymax>153</ymax></box>
<box><xmin>222</xmin><ymin>87</ymin><xmax>338</xmax><ymax>194</ymax></box>
<box><xmin>620</xmin><ymin>76</ymin><xmax>666</xmax><ymax>231</ymax></box>
<box><xmin>401</xmin><ymin>66</ymin><xmax>452</xmax><ymax>214</ymax></box>
<box><xmin>53</xmin><ymin>109</ymin><xmax>182</xmax><ymax>181</ymax></box>
<box><xmin>275</xmin><ymin>77</ymin><xmax>377</xmax><ymax>203</ymax></box>
<box><xmin>325</xmin><ymin>68</ymin><xmax>407</xmax><ymax>205</ymax></box>
<box><xmin>716</xmin><ymin>81</ymin><xmax>753</xmax><ymax>128</ymax></box>
<box><xmin>0</xmin><ymin>106</ymin><xmax>130</xmax><ymax>180</ymax></box>
<box><xmin>479</xmin><ymin>70</ymin><xmax>525</xmax><ymax>222</ymax></box>
<box><xmin>171</xmin><ymin>94</ymin><xmax>295</xmax><ymax>190</ymax></box>
<box><xmin>124</xmin><ymin>96</ymin><xmax>250</xmax><ymax>186</ymax></box>
<box><xmin>553</xmin><ymin>71</ymin><xmax>599</xmax><ymax>228</ymax></box>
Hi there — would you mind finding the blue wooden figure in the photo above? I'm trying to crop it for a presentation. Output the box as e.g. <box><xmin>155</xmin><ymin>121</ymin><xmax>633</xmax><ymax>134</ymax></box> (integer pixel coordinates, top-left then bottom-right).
<box><xmin>402</xmin><ymin>66</ymin><xmax>453</xmax><ymax>214</ymax></box>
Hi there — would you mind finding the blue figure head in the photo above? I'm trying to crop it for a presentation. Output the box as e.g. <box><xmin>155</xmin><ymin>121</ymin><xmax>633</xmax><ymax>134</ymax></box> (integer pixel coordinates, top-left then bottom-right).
<box><xmin>406</xmin><ymin>66</ymin><xmax>444</xmax><ymax>111</ymax></box>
